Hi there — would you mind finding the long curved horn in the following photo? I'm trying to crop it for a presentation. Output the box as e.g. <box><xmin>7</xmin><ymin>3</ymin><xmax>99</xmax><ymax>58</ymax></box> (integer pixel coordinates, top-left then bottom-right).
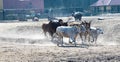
<box><xmin>89</xmin><ymin>20</ymin><xmax>92</xmax><ymax>24</ymax></box>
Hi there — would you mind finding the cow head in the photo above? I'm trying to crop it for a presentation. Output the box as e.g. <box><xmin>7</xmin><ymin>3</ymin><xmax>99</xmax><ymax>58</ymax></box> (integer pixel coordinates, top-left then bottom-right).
<box><xmin>97</xmin><ymin>28</ymin><xmax>104</xmax><ymax>34</ymax></box>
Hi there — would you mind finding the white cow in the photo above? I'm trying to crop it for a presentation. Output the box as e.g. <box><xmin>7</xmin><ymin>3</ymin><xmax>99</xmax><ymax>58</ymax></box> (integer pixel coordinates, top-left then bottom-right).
<box><xmin>90</xmin><ymin>27</ymin><xmax>103</xmax><ymax>44</ymax></box>
<box><xmin>72</xmin><ymin>11</ymin><xmax>83</xmax><ymax>21</ymax></box>
<box><xmin>56</xmin><ymin>25</ymin><xmax>86</xmax><ymax>46</ymax></box>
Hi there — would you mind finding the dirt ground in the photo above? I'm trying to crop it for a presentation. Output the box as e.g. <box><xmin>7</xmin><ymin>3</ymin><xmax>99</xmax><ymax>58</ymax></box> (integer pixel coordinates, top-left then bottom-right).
<box><xmin>0</xmin><ymin>16</ymin><xmax>120</xmax><ymax>62</ymax></box>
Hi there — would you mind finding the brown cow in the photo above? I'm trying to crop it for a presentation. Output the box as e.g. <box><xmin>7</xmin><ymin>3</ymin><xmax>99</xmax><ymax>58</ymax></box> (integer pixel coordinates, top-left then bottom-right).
<box><xmin>42</xmin><ymin>19</ymin><xmax>68</xmax><ymax>40</ymax></box>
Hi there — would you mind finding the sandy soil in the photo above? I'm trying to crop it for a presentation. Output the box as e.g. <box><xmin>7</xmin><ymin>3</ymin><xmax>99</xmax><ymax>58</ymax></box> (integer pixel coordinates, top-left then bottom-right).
<box><xmin>0</xmin><ymin>16</ymin><xmax>120</xmax><ymax>62</ymax></box>
<box><xmin>0</xmin><ymin>42</ymin><xmax>120</xmax><ymax>62</ymax></box>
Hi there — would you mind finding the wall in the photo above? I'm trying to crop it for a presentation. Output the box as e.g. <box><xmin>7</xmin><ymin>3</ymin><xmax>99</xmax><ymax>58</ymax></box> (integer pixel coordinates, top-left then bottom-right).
<box><xmin>0</xmin><ymin>0</ymin><xmax>3</xmax><ymax>9</ymax></box>
<box><xmin>44</xmin><ymin>0</ymin><xmax>97</xmax><ymax>16</ymax></box>
<box><xmin>3</xmin><ymin>0</ymin><xmax>44</xmax><ymax>11</ymax></box>
<box><xmin>2</xmin><ymin>0</ymin><xmax>44</xmax><ymax>20</ymax></box>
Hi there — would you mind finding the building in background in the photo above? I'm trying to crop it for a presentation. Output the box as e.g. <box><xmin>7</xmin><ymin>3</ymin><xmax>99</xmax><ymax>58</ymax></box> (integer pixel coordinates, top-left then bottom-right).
<box><xmin>0</xmin><ymin>0</ymin><xmax>3</xmax><ymax>20</ymax></box>
<box><xmin>44</xmin><ymin>0</ymin><xmax>97</xmax><ymax>17</ymax></box>
<box><xmin>91</xmin><ymin>0</ymin><xmax>120</xmax><ymax>15</ymax></box>
<box><xmin>0</xmin><ymin>0</ymin><xmax>3</xmax><ymax>9</ymax></box>
<box><xmin>0</xmin><ymin>0</ymin><xmax>99</xmax><ymax>20</ymax></box>
<box><xmin>0</xmin><ymin>0</ymin><xmax>44</xmax><ymax>20</ymax></box>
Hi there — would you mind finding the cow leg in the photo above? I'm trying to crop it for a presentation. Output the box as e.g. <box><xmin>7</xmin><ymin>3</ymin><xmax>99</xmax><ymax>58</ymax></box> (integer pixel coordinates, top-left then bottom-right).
<box><xmin>85</xmin><ymin>33</ymin><xmax>90</xmax><ymax>45</ymax></box>
<box><xmin>78</xmin><ymin>19</ymin><xmax>80</xmax><ymax>21</ymax></box>
<box><xmin>43</xmin><ymin>31</ymin><xmax>46</xmax><ymax>36</ymax></box>
<box><xmin>73</xmin><ymin>38</ymin><xmax>77</xmax><ymax>47</ymax></box>
<box><xmin>91</xmin><ymin>34</ymin><xmax>94</xmax><ymax>43</ymax></box>
<box><xmin>87</xmin><ymin>33</ymin><xmax>90</xmax><ymax>43</ymax></box>
<box><xmin>69</xmin><ymin>36</ymin><xmax>75</xmax><ymax>44</ymax></box>
<box><xmin>56</xmin><ymin>36</ymin><xmax>62</xmax><ymax>46</ymax></box>
<box><xmin>61</xmin><ymin>37</ymin><xmax>64</xmax><ymax>46</ymax></box>
<box><xmin>50</xmin><ymin>31</ymin><xmax>54</xmax><ymax>41</ymax></box>
<box><xmin>88</xmin><ymin>34</ymin><xmax>91</xmax><ymax>45</ymax></box>
<box><xmin>84</xmin><ymin>34</ymin><xmax>87</xmax><ymax>42</ymax></box>
<box><xmin>51</xmin><ymin>36</ymin><xmax>54</xmax><ymax>42</ymax></box>
<box><xmin>56</xmin><ymin>36</ymin><xmax>61</xmax><ymax>46</ymax></box>
<box><xmin>74</xmin><ymin>35</ymin><xmax>78</xmax><ymax>47</ymax></box>
<box><xmin>94</xmin><ymin>36</ymin><xmax>98</xmax><ymax>46</ymax></box>
<box><xmin>75</xmin><ymin>18</ymin><xmax>77</xmax><ymax>21</ymax></box>
<box><xmin>52</xmin><ymin>33</ymin><xmax>57</xmax><ymax>42</ymax></box>
<box><xmin>73</xmin><ymin>40</ymin><xmax>77</xmax><ymax>47</ymax></box>
<box><xmin>79</xmin><ymin>17</ymin><xmax>81</xmax><ymax>21</ymax></box>
<box><xmin>70</xmin><ymin>36</ymin><xmax>77</xmax><ymax>46</ymax></box>
<box><xmin>92</xmin><ymin>37</ymin><xmax>94</xmax><ymax>43</ymax></box>
<box><xmin>69</xmin><ymin>38</ymin><xmax>72</xmax><ymax>44</ymax></box>
<box><xmin>79</xmin><ymin>33</ymin><xmax>84</xmax><ymax>45</ymax></box>
<box><xmin>48</xmin><ymin>31</ymin><xmax>52</xmax><ymax>37</ymax></box>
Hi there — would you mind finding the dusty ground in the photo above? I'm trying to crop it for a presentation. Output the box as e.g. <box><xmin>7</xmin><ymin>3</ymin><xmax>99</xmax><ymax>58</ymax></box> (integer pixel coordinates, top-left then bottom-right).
<box><xmin>0</xmin><ymin>16</ymin><xmax>120</xmax><ymax>62</ymax></box>
<box><xmin>0</xmin><ymin>43</ymin><xmax>120</xmax><ymax>62</ymax></box>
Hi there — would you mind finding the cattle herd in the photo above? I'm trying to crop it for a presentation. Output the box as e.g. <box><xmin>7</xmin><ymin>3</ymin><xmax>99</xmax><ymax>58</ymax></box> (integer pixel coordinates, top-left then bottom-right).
<box><xmin>42</xmin><ymin>12</ymin><xmax>103</xmax><ymax>46</ymax></box>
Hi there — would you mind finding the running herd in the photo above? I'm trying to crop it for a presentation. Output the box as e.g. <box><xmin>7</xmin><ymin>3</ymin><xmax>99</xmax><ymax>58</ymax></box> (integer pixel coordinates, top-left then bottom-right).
<box><xmin>42</xmin><ymin>12</ymin><xmax>103</xmax><ymax>46</ymax></box>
